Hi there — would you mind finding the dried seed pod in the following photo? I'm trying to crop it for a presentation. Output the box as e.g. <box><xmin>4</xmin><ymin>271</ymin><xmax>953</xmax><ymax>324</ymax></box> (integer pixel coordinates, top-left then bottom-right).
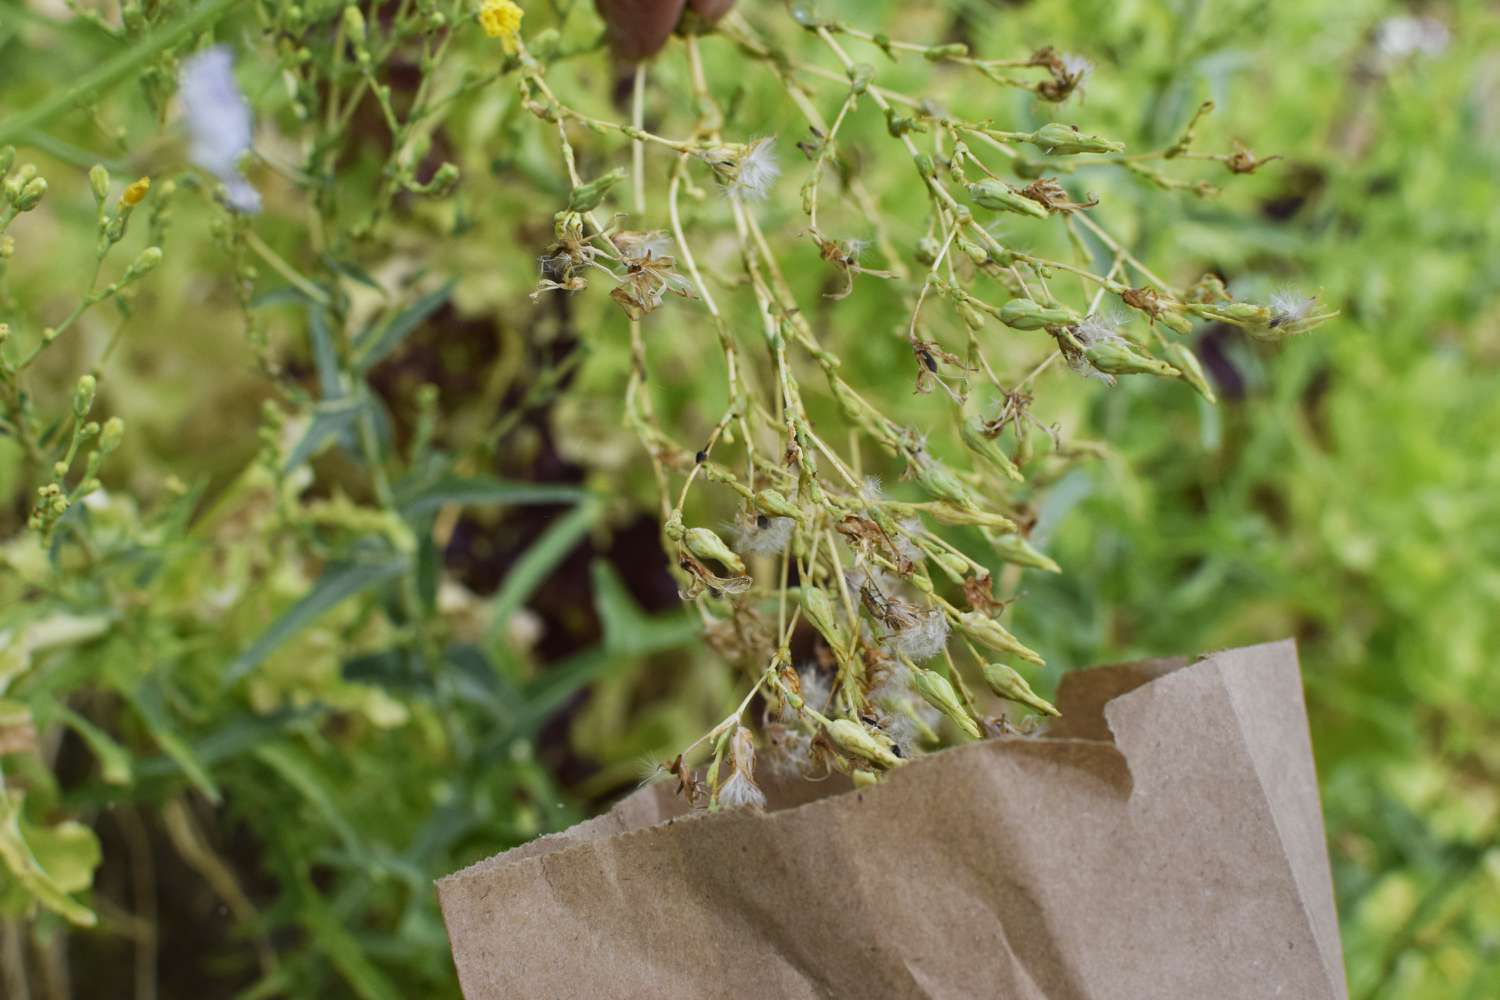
<box><xmin>826</xmin><ymin>718</ymin><xmax>902</xmax><ymax>769</ymax></box>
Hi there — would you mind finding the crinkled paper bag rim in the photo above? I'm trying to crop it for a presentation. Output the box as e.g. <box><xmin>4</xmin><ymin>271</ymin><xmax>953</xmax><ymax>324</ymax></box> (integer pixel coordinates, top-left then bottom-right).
<box><xmin>438</xmin><ymin>639</ymin><xmax>1346</xmax><ymax>999</ymax></box>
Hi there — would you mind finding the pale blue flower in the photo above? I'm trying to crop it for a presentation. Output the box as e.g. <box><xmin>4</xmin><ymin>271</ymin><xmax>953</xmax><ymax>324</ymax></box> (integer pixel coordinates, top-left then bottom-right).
<box><xmin>179</xmin><ymin>46</ymin><xmax>260</xmax><ymax>214</ymax></box>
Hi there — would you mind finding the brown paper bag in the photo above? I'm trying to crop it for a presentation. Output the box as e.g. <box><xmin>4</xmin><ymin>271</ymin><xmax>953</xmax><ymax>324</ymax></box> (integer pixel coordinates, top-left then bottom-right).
<box><xmin>438</xmin><ymin>640</ymin><xmax>1347</xmax><ymax>999</ymax></box>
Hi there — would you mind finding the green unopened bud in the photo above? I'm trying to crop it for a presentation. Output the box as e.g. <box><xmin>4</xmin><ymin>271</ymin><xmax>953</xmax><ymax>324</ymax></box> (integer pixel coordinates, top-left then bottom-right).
<box><xmin>16</xmin><ymin>177</ymin><xmax>47</xmax><ymax>211</ymax></box>
<box><xmin>826</xmin><ymin>718</ymin><xmax>902</xmax><ymax>769</ymax></box>
<box><xmin>910</xmin><ymin>667</ymin><xmax>982</xmax><ymax>739</ymax></box>
<box><xmin>567</xmin><ymin>167</ymin><xmax>627</xmax><ymax>212</ymax></box>
<box><xmin>98</xmin><ymin>417</ymin><xmax>125</xmax><ymax>454</ymax></box>
<box><xmin>956</xmin><ymin>611</ymin><xmax>1044</xmax><ymax>665</ymax></box>
<box><xmin>1157</xmin><ymin>310</ymin><xmax>1193</xmax><ymax>336</ymax></box>
<box><xmin>0</xmin><ymin>146</ymin><xmax>14</xmax><ymax>176</ymax></box>
<box><xmin>1026</xmin><ymin>123</ymin><xmax>1125</xmax><ymax>155</ymax></box>
<box><xmin>124</xmin><ymin>246</ymin><xmax>163</xmax><ymax>281</ymax></box>
<box><xmin>73</xmin><ymin>375</ymin><xmax>96</xmax><ymax>417</ymax></box>
<box><xmin>981</xmin><ymin>662</ymin><xmax>1059</xmax><ymax>716</ymax></box>
<box><xmin>999</xmin><ymin>298</ymin><xmax>1079</xmax><ymax>330</ymax></box>
<box><xmin>753</xmin><ymin>488</ymin><xmax>800</xmax><ymax>521</ymax></box>
<box><xmin>53</xmin><ymin>461</ymin><xmax>69</xmax><ymax>478</ymax></box>
<box><xmin>959</xmin><ymin>415</ymin><xmax>1023</xmax><ymax>483</ymax></box>
<box><xmin>1083</xmin><ymin>337</ymin><xmax>1179</xmax><ymax>377</ymax></box>
<box><xmin>683</xmin><ymin>526</ymin><xmax>746</xmax><ymax>576</ymax></box>
<box><xmin>967</xmin><ymin>180</ymin><xmax>1049</xmax><ymax>219</ymax></box>
<box><xmin>914</xmin><ymin>237</ymin><xmax>941</xmax><ymax>266</ymax></box>
<box><xmin>1164</xmin><ymin>342</ymin><xmax>1216</xmax><ymax>403</ymax></box>
<box><xmin>800</xmin><ymin>586</ymin><xmax>849</xmax><ymax>654</ymax></box>
<box><xmin>911</xmin><ymin>458</ymin><xmax>979</xmax><ymax>508</ymax></box>
<box><xmin>89</xmin><ymin>164</ymin><xmax>111</xmax><ymax>204</ymax></box>
<box><xmin>427</xmin><ymin>162</ymin><xmax>460</xmax><ymax>195</ymax></box>
<box><xmin>984</xmin><ymin>529</ymin><xmax>1061</xmax><ymax>573</ymax></box>
<box><xmin>342</xmin><ymin>4</ymin><xmax>367</xmax><ymax>45</ymax></box>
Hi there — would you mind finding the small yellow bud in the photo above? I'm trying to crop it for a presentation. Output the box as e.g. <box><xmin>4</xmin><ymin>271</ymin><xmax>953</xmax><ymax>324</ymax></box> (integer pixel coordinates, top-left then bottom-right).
<box><xmin>477</xmin><ymin>0</ymin><xmax>524</xmax><ymax>53</ymax></box>
<box><xmin>122</xmin><ymin>176</ymin><xmax>151</xmax><ymax>207</ymax></box>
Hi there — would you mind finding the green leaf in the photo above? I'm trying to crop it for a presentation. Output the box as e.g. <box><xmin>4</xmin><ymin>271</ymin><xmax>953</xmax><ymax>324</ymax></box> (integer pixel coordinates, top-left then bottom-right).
<box><xmin>40</xmin><ymin>700</ymin><xmax>133</xmax><ymax>785</ymax></box>
<box><xmin>294</xmin><ymin>870</ymin><xmax>403</xmax><ymax>1000</ymax></box>
<box><xmin>591</xmin><ymin>560</ymin><xmax>698</xmax><ymax>658</ymax></box>
<box><xmin>224</xmin><ymin>557</ymin><xmax>407</xmax><ymax>686</ymax></box>
<box><xmin>0</xmin><ymin>791</ymin><xmax>99</xmax><ymax>927</ymax></box>
<box><xmin>282</xmin><ymin>396</ymin><xmax>368</xmax><ymax>473</ymax></box>
<box><xmin>307</xmin><ymin>306</ymin><xmax>345</xmax><ymax>402</ymax></box>
<box><xmin>394</xmin><ymin>474</ymin><xmax>584</xmax><ymax>518</ymax></box>
<box><xmin>122</xmin><ymin>679</ymin><xmax>220</xmax><ymax>802</ymax></box>
<box><xmin>482</xmin><ymin>498</ymin><xmax>601</xmax><ymax>649</ymax></box>
<box><xmin>253</xmin><ymin>743</ymin><xmax>362</xmax><ymax>856</ymax></box>
<box><xmin>350</xmin><ymin>282</ymin><xmax>453</xmax><ymax>374</ymax></box>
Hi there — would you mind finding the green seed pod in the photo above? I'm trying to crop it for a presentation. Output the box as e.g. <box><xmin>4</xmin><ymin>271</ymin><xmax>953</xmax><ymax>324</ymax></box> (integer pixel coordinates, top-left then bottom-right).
<box><xmin>800</xmin><ymin>586</ymin><xmax>849</xmax><ymax>653</ymax></box>
<box><xmin>826</xmin><ymin>718</ymin><xmax>902</xmax><ymax>769</ymax></box>
<box><xmin>1164</xmin><ymin>342</ymin><xmax>1216</xmax><ymax>403</ymax></box>
<box><xmin>966</xmin><ymin>180</ymin><xmax>1049</xmax><ymax>219</ymax></box>
<box><xmin>1026</xmin><ymin>122</ymin><xmax>1125</xmax><ymax>155</ymax></box>
<box><xmin>1157</xmin><ymin>310</ymin><xmax>1193</xmax><ymax>336</ymax></box>
<box><xmin>567</xmin><ymin>167</ymin><xmax>627</xmax><ymax>212</ymax></box>
<box><xmin>911</xmin><ymin>458</ymin><xmax>979</xmax><ymax>508</ymax></box>
<box><xmin>956</xmin><ymin>611</ymin><xmax>1044</xmax><ymax>665</ymax></box>
<box><xmin>918</xmin><ymin>502</ymin><xmax>1016</xmax><ymax>532</ymax></box>
<box><xmin>999</xmin><ymin>298</ymin><xmax>1079</xmax><ymax>330</ymax></box>
<box><xmin>752</xmin><ymin>488</ymin><xmax>800</xmax><ymax>520</ymax></box>
<box><xmin>684</xmin><ymin>527</ymin><xmax>746</xmax><ymax>576</ymax></box>
<box><xmin>910</xmin><ymin>667</ymin><xmax>982</xmax><ymax>739</ymax></box>
<box><xmin>959</xmin><ymin>415</ymin><xmax>1024</xmax><ymax>483</ymax></box>
<box><xmin>984</xmin><ymin>530</ymin><xmax>1061</xmax><ymax>573</ymax></box>
<box><xmin>981</xmin><ymin>662</ymin><xmax>1059</xmax><ymax>717</ymax></box>
<box><xmin>1083</xmin><ymin>338</ymin><xmax>1179</xmax><ymax>377</ymax></box>
<box><xmin>73</xmin><ymin>375</ymin><xmax>97</xmax><ymax>417</ymax></box>
<box><xmin>1209</xmin><ymin>302</ymin><xmax>1272</xmax><ymax>326</ymax></box>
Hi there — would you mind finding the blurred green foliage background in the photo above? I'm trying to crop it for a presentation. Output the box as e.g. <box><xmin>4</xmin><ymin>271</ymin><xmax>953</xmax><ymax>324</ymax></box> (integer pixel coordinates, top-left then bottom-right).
<box><xmin>1</xmin><ymin>0</ymin><xmax>1497</xmax><ymax>996</ymax></box>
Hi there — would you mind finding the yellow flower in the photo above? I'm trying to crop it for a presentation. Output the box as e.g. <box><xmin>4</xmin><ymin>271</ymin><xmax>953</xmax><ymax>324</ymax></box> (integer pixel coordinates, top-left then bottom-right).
<box><xmin>121</xmin><ymin>176</ymin><xmax>151</xmax><ymax>207</ymax></box>
<box><xmin>478</xmin><ymin>0</ymin><xmax>523</xmax><ymax>53</ymax></box>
